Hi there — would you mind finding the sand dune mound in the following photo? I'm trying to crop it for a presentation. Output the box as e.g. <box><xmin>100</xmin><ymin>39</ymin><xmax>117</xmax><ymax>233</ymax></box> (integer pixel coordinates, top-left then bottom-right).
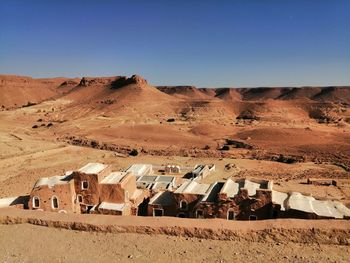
<box><xmin>308</xmin><ymin>103</ymin><xmax>347</xmax><ymax>124</ymax></box>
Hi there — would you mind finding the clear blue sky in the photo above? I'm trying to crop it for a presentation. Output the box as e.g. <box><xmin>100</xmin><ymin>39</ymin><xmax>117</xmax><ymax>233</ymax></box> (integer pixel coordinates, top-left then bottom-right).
<box><xmin>0</xmin><ymin>0</ymin><xmax>349</xmax><ymax>87</ymax></box>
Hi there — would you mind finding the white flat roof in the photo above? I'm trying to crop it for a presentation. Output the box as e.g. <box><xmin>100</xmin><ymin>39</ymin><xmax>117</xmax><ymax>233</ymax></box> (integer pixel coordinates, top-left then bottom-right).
<box><xmin>272</xmin><ymin>190</ymin><xmax>289</xmax><ymax>211</ymax></box>
<box><xmin>175</xmin><ymin>180</ymin><xmax>211</xmax><ymax>195</ymax></box>
<box><xmin>34</xmin><ymin>174</ymin><xmax>71</xmax><ymax>188</ymax></box>
<box><xmin>99</xmin><ymin>202</ymin><xmax>125</xmax><ymax>211</ymax></box>
<box><xmin>243</xmin><ymin>180</ymin><xmax>262</xmax><ymax>196</ymax></box>
<box><xmin>79</xmin><ymin>163</ymin><xmax>108</xmax><ymax>174</ymax></box>
<box><xmin>220</xmin><ymin>179</ymin><xmax>239</xmax><ymax>198</ymax></box>
<box><xmin>287</xmin><ymin>192</ymin><xmax>314</xmax><ymax>213</ymax></box>
<box><xmin>334</xmin><ymin>203</ymin><xmax>350</xmax><ymax>217</ymax></box>
<box><xmin>273</xmin><ymin>191</ymin><xmax>350</xmax><ymax>219</ymax></box>
<box><xmin>0</xmin><ymin>197</ymin><xmax>18</xmax><ymax>208</ymax></box>
<box><xmin>125</xmin><ymin>164</ymin><xmax>152</xmax><ymax>176</ymax></box>
<box><xmin>101</xmin><ymin>172</ymin><xmax>128</xmax><ymax>184</ymax></box>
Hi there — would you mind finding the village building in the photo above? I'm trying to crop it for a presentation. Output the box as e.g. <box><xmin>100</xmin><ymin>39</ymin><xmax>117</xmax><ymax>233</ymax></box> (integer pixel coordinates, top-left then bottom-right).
<box><xmin>173</xmin><ymin>180</ymin><xmax>213</xmax><ymax>218</ymax></box>
<box><xmin>125</xmin><ymin>164</ymin><xmax>153</xmax><ymax>177</ymax></box>
<box><xmin>0</xmin><ymin>196</ymin><xmax>29</xmax><ymax>210</ymax></box>
<box><xmin>189</xmin><ymin>164</ymin><xmax>215</xmax><ymax>180</ymax></box>
<box><xmin>136</xmin><ymin>175</ymin><xmax>176</xmax><ymax>192</ymax></box>
<box><xmin>216</xmin><ymin>178</ymin><xmax>274</xmax><ymax>220</ymax></box>
<box><xmin>72</xmin><ymin>163</ymin><xmax>111</xmax><ymax>213</ymax></box>
<box><xmin>28</xmin><ymin>172</ymin><xmax>80</xmax><ymax>213</ymax></box>
<box><xmin>192</xmin><ymin>182</ymin><xmax>225</xmax><ymax>218</ymax></box>
<box><xmin>148</xmin><ymin>180</ymin><xmax>221</xmax><ymax>218</ymax></box>
<box><xmin>147</xmin><ymin>191</ymin><xmax>177</xmax><ymax>217</ymax></box>
<box><xmin>95</xmin><ymin>171</ymin><xmax>149</xmax><ymax>215</ymax></box>
<box><xmin>148</xmin><ymin>178</ymin><xmax>276</xmax><ymax>220</ymax></box>
<box><xmin>272</xmin><ymin>191</ymin><xmax>350</xmax><ymax>219</ymax></box>
<box><xmin>1</xmin><ymin>161</ymin><xmax>347</xmax><ymax>221</ymax></box>
<box><xmin>164</xmin><ymin>164</ymin><xmax>181</xmax><ymax>174</ymax></box>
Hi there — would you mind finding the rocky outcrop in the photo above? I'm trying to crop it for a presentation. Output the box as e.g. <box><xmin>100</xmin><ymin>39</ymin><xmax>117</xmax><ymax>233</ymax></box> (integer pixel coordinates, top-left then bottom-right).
<box><xmin>225</xmin><ymin>139</ymin><xmax>254</xmax><ymax>149</ymax></box>
<box><xmin>236</xmin><ymin>110</ymin><xmax>260</xmax><ymax>121</ymax></box>
<box><xmin>78</xmin><ymin>77</ymin><xmax>116</xmax><ymax>87</ymax></box>
<box><xmin>59</xmin><ymin>80</ymin><xmax>79</xmax><ymax>87</ymax></box>
<box><xmin>77</xmin><ymin>75</ymin><xmax>148</xmax><ymax>89</ymax></box>
<box><xmin>111</xmin><ymin>75</ymin><xmax>148</xmax><ymax>89</ymax></box>
<box><xmin>309</xmin><ymin>105</ymin><xmax>345</xmax><ymax>124</ymax></box>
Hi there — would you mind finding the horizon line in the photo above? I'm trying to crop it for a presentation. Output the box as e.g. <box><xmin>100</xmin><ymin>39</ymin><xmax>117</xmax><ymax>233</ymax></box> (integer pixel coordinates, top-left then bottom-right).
<box><xmin>1</xmin><ymin>72</ymin><xmax>349</xmax><ymax>89</ymax></box>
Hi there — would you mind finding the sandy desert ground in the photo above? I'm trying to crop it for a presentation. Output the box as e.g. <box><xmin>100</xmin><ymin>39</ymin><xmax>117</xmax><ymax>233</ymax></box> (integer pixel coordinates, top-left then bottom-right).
<box><xmin>0</xmin><ymin>74</ymin><xmax>349</xmax><ymax>261</ymax></box>
<box><xmin>1</xmin><ymin>223</ymin><xmax>350</xmax><ymax>263</ymax></box>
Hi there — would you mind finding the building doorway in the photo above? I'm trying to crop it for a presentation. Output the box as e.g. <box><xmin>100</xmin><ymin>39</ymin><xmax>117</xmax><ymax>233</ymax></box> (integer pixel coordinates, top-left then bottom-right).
<box><xmin>180</xmin><ymin>200</ymin><xmax>188</xmax><ymax>210</ymax></box>
<box><xmin>153</xmin><ymin>208</ymin><xmax>164</xmax><ymax>217</ymax></box>
<box><xmin>196</xmin><ymin>209</ymin><xmax>204</xmax><ymax>218</ymax></box>
<box><xmin>227</xmin><ymin>210</ymin><xmax>235</xmax><ymax>220</ymax></box>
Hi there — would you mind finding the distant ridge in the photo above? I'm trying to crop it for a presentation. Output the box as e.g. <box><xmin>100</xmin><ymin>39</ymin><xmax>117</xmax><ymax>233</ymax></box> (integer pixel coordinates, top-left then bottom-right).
<box><xmin>0</xmin><ymin>74</ymin><xmax>349</xmax><ymax>108</ymax></box>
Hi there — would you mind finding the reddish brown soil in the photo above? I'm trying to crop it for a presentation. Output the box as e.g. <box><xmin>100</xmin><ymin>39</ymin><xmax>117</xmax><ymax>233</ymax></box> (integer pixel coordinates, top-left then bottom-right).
<box><xmin>1</xmin><ymin>209</ymin><xmax>350</xmax><ymax>262</ymax></box>
<box><xmin>1</xmin><ymin>74</ymin><xmax>349</xmax><ymax>166</ymax></box>
<box><xmin>0</xmin><ymin>74</ymin><xmax>349</xmax><ymax>262</ymax></box>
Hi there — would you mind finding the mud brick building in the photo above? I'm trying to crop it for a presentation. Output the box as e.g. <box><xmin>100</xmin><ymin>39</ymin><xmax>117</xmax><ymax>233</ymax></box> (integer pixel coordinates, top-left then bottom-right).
<box><xmin>28</xmin><ymin>163</ymin><xmax>149</xmax><ymax>216</ymax></box>
<box><xmin>190</xmin><ymin>164</ymin><xmax>215</xmax><ymax>180</ymax></box>
<box><xmin>95</xmin><ymin>171</ymin><xmax>149</xmax><ymax>215</ymax></box>
<box><xmin>16</xmin><ymin>162</ymin><xmax>350</xmax><ymax>220</ymax></box>
<box><xmin>125</xmin><ymin>164</ymin><xmax>153</xmax><ymax>177</ymax></box>
<box><xmin>216</xmin><ymin>178</ymin><xmax>274</xmax><ymax>220</ymax></box>
<box><xmin>72</xmin><ymin>163</ymin><xmax>112</xmax><ymax>213</ymax></box>
<box><xmin>148</xmin><ymin>180</ymin><xmax>222</xmax><ymax>218</ymax></box>
<box><xmin>164</xmin><ymin>164</ymin><xmax>181</xmax><ymax>174</ymax></box>
<box><xmin>148</xmin><ymin>178</ymin><xmax>274</xmax><ymax>220</ymax></box>
<box><xmin>272</xmin><ymin>191</ymin><xmax>350</xmax><ymax>219</ymax></box>
<box><xmin>28</xmin><ymin>172</ymin><xmax>80</xmax><ymax>213</ymax></box>
<box><xmin>147</xmin><ymin>191</ymin><xmax>177</xmax><ymax>217</ymax></box>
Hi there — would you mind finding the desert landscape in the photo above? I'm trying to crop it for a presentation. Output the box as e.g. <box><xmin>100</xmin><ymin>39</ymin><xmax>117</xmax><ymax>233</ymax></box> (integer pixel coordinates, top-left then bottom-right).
<box><xmin>0</xmin><ymin>74</ymin><xmax>349</xmax><ymax>262</ymax></box>
<box><xmin>1</xmin><ymin>1</ymin><xmax>350</xmax><ymax>261</ymax></box>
